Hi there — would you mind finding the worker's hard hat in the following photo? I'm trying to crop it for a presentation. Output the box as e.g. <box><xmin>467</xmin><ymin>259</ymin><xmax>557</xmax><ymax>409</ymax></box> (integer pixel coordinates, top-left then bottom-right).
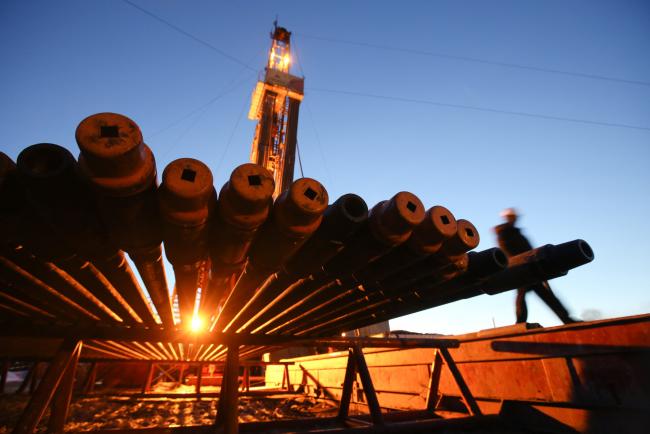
<box><xmin>500</xmin><ymin>208</ymin><xmax>518</xmax><ymax>219</ymax></box>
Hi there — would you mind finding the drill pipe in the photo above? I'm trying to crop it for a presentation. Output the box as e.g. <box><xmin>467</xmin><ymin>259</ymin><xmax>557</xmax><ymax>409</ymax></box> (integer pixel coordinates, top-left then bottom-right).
<box><xmin>16</xmin><ymin>143</ymin><xmax>154</xmax><ymax>324</ymax></box>
<box><xmin>158</xmin><ymin>158</ymin><xmax>216</xmax><ymax>326</ymax></box>
<box><xmin>228</xmin><ymin>193</ymin><xmax>368</xmax><ymax>333</ymax></box>
<box><xmin>0</xmin><ymin>152</ymin><xmax>23</xmax><ymax>243</ymax></box>
<box><xmin>474</xmin><ymin>239</ymin><xmax>594</xmax><ymax>297</ymax></box>
<box><xmin>3</xmin><ymin>151</ymin><xmax>140</xmax><ymax>323</ymax></box>
<box><xmin>302</xmin><ymin>255</ymin><xmax>473</xmax><ymax>337</ymax></box>
<box><xmin>76</xmin><ymin>112</ymin><xmax>174</xmax><ymax>327</ymax></box>
<box><xmin>212</xmin><ymin>177</ymin><xmax>328</xmax><ymax>332</ymax></box>
<box><xmin>317</xmin><ymin>241</ymin><xmax>592</xmax><ymax>336</ymax></box>
<box><xmin>250</xmin><ymin>192</ymin><xmax>425</xmax><ymax>334</ymax></box>
<box><xmin>283</xmin><ymin>253</ymin><xmax>469</xmax><ymax>336</ymax></box>
<box><xmin>270</xmin><ymin>207</ymin><xmax>461</xmax><ymax>335</ymax></box>
<box><xmin>376</xmin><ymin>219</ymin><xmax>480</xmax><ymax>293</ymax></box>
<box><xmin>0</xmin><ymin>253</ymin><xmax>100</xmax><ymax>323</ymax></box>
<box><xmin>285</xmin><ymin>221</ymin><xmax>481</xmax><ymax>336</ymax></box>
<box><xmin>202</xmin><ymin>163</ymin><xmax>275</xmax><ymax>320</ymax></box>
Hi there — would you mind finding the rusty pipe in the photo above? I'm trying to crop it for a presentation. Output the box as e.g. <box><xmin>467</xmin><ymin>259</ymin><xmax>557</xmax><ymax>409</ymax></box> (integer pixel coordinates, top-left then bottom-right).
<box><xmin>266</xmin><ymin>205</ymin><xmax>457</xmax><ymax>335</ymax></box>
<box><xmin>229</xmin><ymin>193</ymin><xmax>368</xmax><ymax>333</ymax></box>
<box><xmin>201</xmin><ymin>163</ymin><xmax>275</xmax><ymax>320</ymax></box>
<box><xmin>15</xmin><ymin>143</ymin><xmax>153</xmax><ymax>324</ymax></box>
<box><xmin>251</xmin><ymin>191</ymin><xmax>424</xmax><ymax>334</ymax></box>
<box><xmin>213</xmin><ymin>177</ymin><xmax>328</xmax><ymax>332</ymax></box>
<box><xmin>76</xmin><ymin>112</ymin><xmax>173</xmax><ymax>327</ymax></box>
<box><xmin>158</xmin><ymin>158</ymin><xmax>216</xmax><ymax>326</ymax></box>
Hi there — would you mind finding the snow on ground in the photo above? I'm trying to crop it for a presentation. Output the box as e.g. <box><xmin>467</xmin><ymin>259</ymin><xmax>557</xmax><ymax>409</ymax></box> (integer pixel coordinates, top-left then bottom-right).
<box><xmin>0</xmin><ymin>392</ymin><xmax>338</xmax><ymax>433</ymax></box>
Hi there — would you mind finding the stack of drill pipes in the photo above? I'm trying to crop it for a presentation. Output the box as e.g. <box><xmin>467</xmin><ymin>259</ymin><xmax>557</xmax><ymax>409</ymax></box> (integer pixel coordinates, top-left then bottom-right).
<box><xmin>193</xmin><ymin>164</ymin><xmax>276</xmax><ymax>360</ymax></box>
<box><xmin>76</xmin><ymin>113</ymin><xmax>174</xmax><ymax>328</ymax></box>
<box><xmin>158</xmin><ymin>158</ymin><xmax>215</xmax><ymax>327</ymax></box>
<box><xmin>1</xmin><ymin>151</ymin><xmax>139</xmax><ymax>323</ymax></box>
<box><xmin>269</xmin><ymin>206</ymin><xmax>461</xmax><ymax>335</ymax></box>
<box><xmin>284</xmin><ymin>221</ymin><xmax>481</xmax><ymax>337</ymax></box>
<box><xmin>15</xmin><ymin>143</ymin><xmax>153</xmax><ymax>325</ymax></box>
<box><xmin>201</xmin><ymin>163</ymin><xmax>276</xmax><ymax>320</ymax></box>
<box><xmin>241</xmin><ymin>192</ymin><xmax>425</xmax><ymax>336</ymax></box>
<box><xmin>202</xmin><ymin>192</ymin><xmax>425</xmax><ymax>363</ymax></box>
<box><xmin>197</xmin><ymin>178</ymin><xmax>328</xmax><ymax>361</ymax></box>
<box><xmin>435</xmin><ymin>239</ymin><xmax>595</xmax><ymax>303</ymax></box>
<box><xmin>0</xmin><ymin>253</ymin><xmax>100</xmax><ymax>324</ymax></box>
<box><xmin>228</xmin><ymin>193</ymin><xmax>369</xmax><ymax>334</ymax></box>
<box><xmin>314</xmin><ymin>240</ymin><xmax>592</xmax><ymax>336</ymax></box>
<box><xmin>0</xmin><ymin>287</ymin><xmax>57</xmax><ymax>322</ymax></box>
<box><xmin>9</xmin><ymin>247</ymin><xmax>121</xmax><ymax>323</ymax></box>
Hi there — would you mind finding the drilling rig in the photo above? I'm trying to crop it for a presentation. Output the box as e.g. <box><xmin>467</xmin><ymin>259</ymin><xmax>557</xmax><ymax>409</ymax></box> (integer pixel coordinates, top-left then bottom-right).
<box><xmin>248</xmin><ymin>23</ymin><xmax>304</xmax><ymax>198</ymax></box>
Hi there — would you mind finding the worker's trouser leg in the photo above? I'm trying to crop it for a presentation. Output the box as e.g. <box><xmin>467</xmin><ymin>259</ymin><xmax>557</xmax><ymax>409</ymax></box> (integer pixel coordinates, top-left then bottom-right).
<box><xmin>532</xmin><ymin>282</ymin><xmax>575</xmax><ymax>324</ymax></box>
<box><xmin>515</xmin><ymin>288</ymin><xmax>528</xmax><ymax>323</ymax></box>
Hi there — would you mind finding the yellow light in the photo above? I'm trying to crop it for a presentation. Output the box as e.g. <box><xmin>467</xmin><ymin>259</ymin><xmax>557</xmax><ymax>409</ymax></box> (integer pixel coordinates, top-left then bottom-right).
<box><xmin>283</xmin><ymin>54</ymin><xmax>290</xmax><ymax>66</ymax></box>
<box><xmin>190</xmin><ymin>315</ymin><xmax>204</xmax><ymax>333</ymax></box>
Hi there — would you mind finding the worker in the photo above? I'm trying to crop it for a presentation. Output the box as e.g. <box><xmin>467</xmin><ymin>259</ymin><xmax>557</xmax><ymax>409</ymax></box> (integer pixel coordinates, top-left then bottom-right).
<box><xmin>494</xmin><ymin>208</ymin><xmax>578</xmax><ymax>324</ymax></box>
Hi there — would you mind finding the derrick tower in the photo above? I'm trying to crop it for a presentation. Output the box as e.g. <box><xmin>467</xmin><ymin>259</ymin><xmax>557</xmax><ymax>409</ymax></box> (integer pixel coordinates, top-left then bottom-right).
<box><xmin>248</xmin><ymin>23</ymin><xmax>304</xmax><ymax>198</ymax></box>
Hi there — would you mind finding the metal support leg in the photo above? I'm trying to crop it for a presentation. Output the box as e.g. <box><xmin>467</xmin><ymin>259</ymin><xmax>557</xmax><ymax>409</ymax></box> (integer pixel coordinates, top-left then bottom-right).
<box><xmin>142</xmin><ymin>362</ymin><xmax>155</xmax><ymax>394</ymax></box>
<box><xmin>82</xmin><ymin>362</ymin><xmax>97</xmax><ymax>395</ymax></box>
<box><xmin>1</xmin><ymin>359</ymin><xmax>8</xmax><ymax>394</ymax></box>
<box><xmin>196</xmin><ymin>363</ymin><xmax>203</xmax><ymax>395</ymax></box>
<box><xmin>426</xmin><ymin>350</ymin><xmax>443</xmax><ymax>411</ymax></box>
<box><xmin>283</xmin><ymin>363</ymin><xmax>292</xmax><ymax>392</ymax></box>
<box><xmin>12</xmin><ymin>339</ymin><xmax>81</xmax><ymax>434</ymax></box>
<box><xmin>47</xmin><ymin>342</ymin><xmax>81</xmax><ymax>434</ymax></box>
<box><xmin>337</xmin><ymin>349</ymin><xmax>357</xmax><ymax>423</ymax></box>
<box><xmin>177</xmin><ymin>363</ymin><xmax>186</xmax><ymax>387</ymax></box>
<box><xmin>215</xmin><ymin>344</ymin><xmax>239</xmax><ymax>434</ymax></box>
<box><xmin>352</xmin><ymin>345</ymin><xmax>383</xmax><ymax>425</ymax></box>
<box><xmin>243</xmin><ymin>366</ymin><xmax>250</xmax><ymax>393</ymax></box>
<box><xmin>16</xmin><ymin>363</ymin><xmax>34</xmax><ymax>395</ymax></box>
<box><xmin>439</xmin><ymin>347</ymin><xmax>481</xmax><ymax>416</ymax></box>
<box><xmin>29</xmin><ymin>362</ymin><xmax>40</xmax><ymax>394</ymax></box>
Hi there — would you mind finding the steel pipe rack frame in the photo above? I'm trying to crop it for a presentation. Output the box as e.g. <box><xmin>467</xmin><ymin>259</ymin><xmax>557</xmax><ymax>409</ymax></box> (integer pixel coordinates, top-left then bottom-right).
<box><xmin>0</xmin><ymin>323</ymin><xmax>486</xmax><ymax>434</ymax></box>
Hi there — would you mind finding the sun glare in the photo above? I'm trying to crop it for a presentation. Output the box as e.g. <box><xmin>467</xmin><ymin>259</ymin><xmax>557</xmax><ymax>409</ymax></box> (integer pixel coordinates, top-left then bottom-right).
<box><xmin>190</xmin><ymin>315</ymin><xmax>204</xmax><ymax>333</ymax></box>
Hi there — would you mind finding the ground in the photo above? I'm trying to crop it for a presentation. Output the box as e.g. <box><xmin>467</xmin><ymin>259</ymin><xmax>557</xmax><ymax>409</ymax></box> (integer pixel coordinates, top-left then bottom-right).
<box><xmin>0</xmin><ymin>384</ymin><xmax>339</xmax><ymax>433</ymax></box>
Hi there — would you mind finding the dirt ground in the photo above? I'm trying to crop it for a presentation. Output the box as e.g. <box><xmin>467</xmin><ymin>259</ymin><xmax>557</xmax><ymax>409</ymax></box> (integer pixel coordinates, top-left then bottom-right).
<box><xmin>0</xmin><ymin>392</ymin><xmax>339</xmax><ymax>433</ymax></box>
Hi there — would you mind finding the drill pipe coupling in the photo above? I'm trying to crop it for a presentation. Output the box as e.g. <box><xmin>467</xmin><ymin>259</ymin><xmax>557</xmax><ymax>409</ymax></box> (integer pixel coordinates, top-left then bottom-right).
<box><xmin>273</xmin><ymin>178</ymin><xmax>329</xmax><ymax>238</ymax></box>
<box><xmin>406</xmin><ymin>205</ymin><xmax>458</xmax><ymax>254</ymax></box>
<box><xmin>369</xmin><ymin>192</ymin><xmax>425</xmax><ymax>246</ymax></box>
<box><xmin>217</xmin><ymin>163</ymin><xmax>275</xmax><ymax>230</ymax></box>
<box><xmin>439</xmin><ymin>219</ymin><xmax>480</xmax><ymax>258</ymax></box>
<box><xmin>159</xmin><ymin>158</ymin><xmax>216</xmax><ymax>228</ymax></box>
<box><xmin>76</xmin><ymin>112</ymin><xmax>156</xmax><ymax>197</ymax></box>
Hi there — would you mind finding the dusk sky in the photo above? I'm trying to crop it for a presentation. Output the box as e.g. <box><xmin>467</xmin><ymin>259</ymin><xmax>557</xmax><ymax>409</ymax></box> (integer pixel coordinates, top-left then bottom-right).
<box><xmin>1</xmin><ymin>1</ymin><xmax>649</xmax><ymax>334</ymax></box>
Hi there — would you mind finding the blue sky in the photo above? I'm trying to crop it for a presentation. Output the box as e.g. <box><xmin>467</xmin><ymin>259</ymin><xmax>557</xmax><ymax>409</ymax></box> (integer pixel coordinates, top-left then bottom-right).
<box><xmin>1</xmin><ymin>1</ymin><xmax>649</xmax><ymax>334</ymax></box>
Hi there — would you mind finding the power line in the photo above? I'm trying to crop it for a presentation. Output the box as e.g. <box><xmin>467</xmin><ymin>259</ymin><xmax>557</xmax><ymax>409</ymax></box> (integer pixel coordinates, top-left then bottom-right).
<box><xmin>215</xmin><ymin>96</ymin><xmax>249</xmax><ymax>175</ymax></box>
<box><xmin>149</xmin><ymin>71</ymin><xmax>256</xmax><ymax>139</ymax></box>
<box><xmin>297</xmin><ymin>33</ymin><xmax>650</xmax><ymax>87</ymax></box>
<box><xmin>121</xmin><ymin>0</ymin><xmax>256</xmax><ymax>71</ymax></box>
<box><xmin>291</xmin><ymin>38</ymin><xmax>332</xmax><ymax>185</ymax></box>
<box><xmin>308</xmin><ymin>87</ymin><xmax>650</xmax><ymax>132</ymax></box>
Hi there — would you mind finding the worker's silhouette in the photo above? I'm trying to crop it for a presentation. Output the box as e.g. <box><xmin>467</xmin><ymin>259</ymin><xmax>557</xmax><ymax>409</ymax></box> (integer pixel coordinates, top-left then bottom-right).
<box><xmin>494</xmin><ymin>208</ymin><xmax>577</xmax><ymax>324</ymax></box>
